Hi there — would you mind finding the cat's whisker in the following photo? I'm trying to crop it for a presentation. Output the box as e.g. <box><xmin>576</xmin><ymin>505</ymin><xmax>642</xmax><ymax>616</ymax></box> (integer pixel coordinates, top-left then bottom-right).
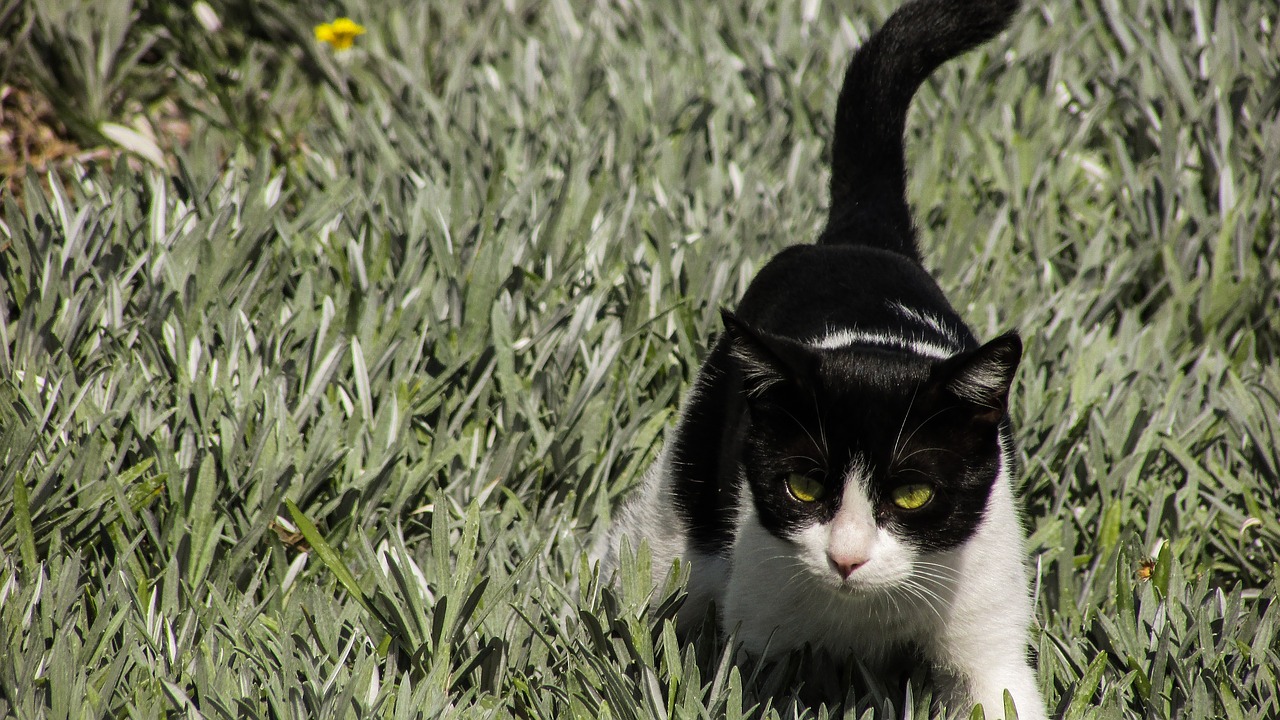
<box><xmin>911</xmin><ymin>559</ymin><xmax>962</xmax><ymax>574</ymax></box>
<box><xmin>914</xmin><ymin>574</ymin><xmax>960</xmax><ymax>592</ymax></box>
<box><xmin>769</xmin><ymin>557</ymin><xmax>808</xmax><ymax>573</ymax></box>
<box><xmin>895</xmin><ymin>574</ymin><xmax>947</xmax><ymax>615</ymax></box>
<box><xmin>899</xmin><ymin>579</ymin><xmax>947</xmax><ymax>625</ymax></box>
<box><xmin>893</xmin><ymin>444</ymin><xmax>962</xmax><ymax>466</ymax></box>
<box><xmin>779</xmin><ymin>454</ymin><xmax>825</xmax><ymax>469</ymax></box>
<box><xmin>778</xmin><ymin>407</ymin><xmax>827</xmax><ymax>465</ymax></box>
<box><xmin>911</xmin><ymin>567</ymin><xmax>962</xmax><ymax>591</ymax></box>
<box><xmin>892</xmin><ymin>407</ymin><xmax>952</xmax><ymax>465</ymax></box>
<box><xmin>811</xmin><ymin>391</ymin><xmax>831</xmax><ymax>460</ymax></box>
<box><xmin>886</xmin><ymin>584</ymin><xmax>908</xmax><ymax>621</ymax></box>
<box><xmin>911</xmin><ymin>563</ymin><xmax>962</xmax><ymax>579</ymax></box>
<box><xmin>892</xmin><ymin>385</ymin><xmax>922</xmax><ymax>460</ymax></box>
<box><xmin>906</xmin><ymin>571</ymin><xmax>952</xmax><ymax>596</ymax></box>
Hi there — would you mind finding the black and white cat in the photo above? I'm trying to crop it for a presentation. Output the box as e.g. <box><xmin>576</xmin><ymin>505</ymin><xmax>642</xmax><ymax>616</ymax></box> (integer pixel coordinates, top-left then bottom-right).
<box><xmin>597</xmin><ymin>0</ymin><xmax>1045</xmax><ymax>718</ymax></box>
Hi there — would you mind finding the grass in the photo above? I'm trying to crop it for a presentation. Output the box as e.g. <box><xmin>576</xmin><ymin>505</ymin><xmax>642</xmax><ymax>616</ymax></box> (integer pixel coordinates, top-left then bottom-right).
<box><xmin>1</xmin><ymin>0</ymin><xmax>1278</xmax><ymax>717</ymax></box>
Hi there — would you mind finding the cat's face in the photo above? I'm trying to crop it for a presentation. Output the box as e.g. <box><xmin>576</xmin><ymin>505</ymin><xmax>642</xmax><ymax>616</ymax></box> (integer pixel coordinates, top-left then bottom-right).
<box><xmin>724</xmin><ymin>316</ymin><xmax>1021</xmax><ymax>593</ymax></box>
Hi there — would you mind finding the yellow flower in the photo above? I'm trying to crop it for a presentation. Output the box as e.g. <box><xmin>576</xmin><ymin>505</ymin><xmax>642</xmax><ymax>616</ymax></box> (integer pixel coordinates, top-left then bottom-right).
<box><xmin>315</xmin><ymin>18</ymin><xmax>365</xmax><ymax>50</ymax></box>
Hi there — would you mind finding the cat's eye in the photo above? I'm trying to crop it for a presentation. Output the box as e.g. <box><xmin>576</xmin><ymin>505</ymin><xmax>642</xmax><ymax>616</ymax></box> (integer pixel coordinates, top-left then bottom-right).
<box><xmin>890</xmin><ymin>483</ymin><xmax>934</xmax><ymax>510</ymax></box>
<box><xmin>786</xmin><ymin>473</ymin><xmax>825</xmax><ymax>503</ymax></box>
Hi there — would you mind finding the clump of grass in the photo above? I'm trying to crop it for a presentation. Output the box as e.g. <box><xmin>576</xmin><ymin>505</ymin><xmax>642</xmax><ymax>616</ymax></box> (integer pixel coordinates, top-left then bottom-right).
<box><xmin>1</xmin><ymin>0</ymin><xmax>1278</xmax><ymax>717</ymax></box>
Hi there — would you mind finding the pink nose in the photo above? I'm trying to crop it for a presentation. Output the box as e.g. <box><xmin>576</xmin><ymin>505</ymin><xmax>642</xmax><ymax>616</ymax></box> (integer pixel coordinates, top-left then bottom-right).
<box><xmin>828</xmin><ymin>552</ymin><xmax>867</xmax><ymax>579</ymax></box>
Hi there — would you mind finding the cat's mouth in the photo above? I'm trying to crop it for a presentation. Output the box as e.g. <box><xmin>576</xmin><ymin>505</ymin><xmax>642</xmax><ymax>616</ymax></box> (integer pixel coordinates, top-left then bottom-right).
<box><xmin>835</xmin><ymin>580</ymin><xmax>871</xmax><ymax>594</ymax></box>
<box><xmin>827</xmin><ymin>571</ymin><xmax>885</xmax><ymax>594</ymax></box>
<box><xmin>820</xmin><ymin>562</ymin><xmax>911</xmax><ymax>596</ymax></box>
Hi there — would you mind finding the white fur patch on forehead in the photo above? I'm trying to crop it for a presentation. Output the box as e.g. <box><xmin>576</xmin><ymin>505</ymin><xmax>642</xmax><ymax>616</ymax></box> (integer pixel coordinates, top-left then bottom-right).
<box><xmin>812</xmin><ymin>327</ymin><xmax>955</xmax><ymax>360</ymax></box>
<box><xmin>887</xmin><ymin>301</ymin><xmax>961</xmax><ymax>344</ymax></box>
<box><xmin>809</xmin><ymin>302</ymin><xmax>964</xmax><ymax>360</ymax></box>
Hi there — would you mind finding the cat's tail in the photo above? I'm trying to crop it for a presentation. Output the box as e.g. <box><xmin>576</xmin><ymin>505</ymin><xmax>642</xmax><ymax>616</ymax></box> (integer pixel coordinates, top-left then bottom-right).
<box><xmin>818</xmin><ymin>0</ymin><xmax>1019</xmax><ymax>260</ymax></box>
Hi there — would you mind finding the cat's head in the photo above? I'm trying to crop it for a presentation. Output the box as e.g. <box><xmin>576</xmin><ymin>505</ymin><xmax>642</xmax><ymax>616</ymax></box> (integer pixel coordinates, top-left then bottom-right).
<box><xmin>721</xmin><ymin>312</ymin><xmax>1021</xmax><ymax>593</ymax></box>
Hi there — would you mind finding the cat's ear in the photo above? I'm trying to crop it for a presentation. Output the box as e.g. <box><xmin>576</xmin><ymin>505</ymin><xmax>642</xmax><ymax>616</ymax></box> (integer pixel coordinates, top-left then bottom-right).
<box><xmin>936</xmin><ymin>331</ymin><xmax>1022</xmax><ymax>424</ymax></box>
<box><xmin>720</xmin><ymin>310</ymin><xmax>812</xmax><ymax>398</ymax></box>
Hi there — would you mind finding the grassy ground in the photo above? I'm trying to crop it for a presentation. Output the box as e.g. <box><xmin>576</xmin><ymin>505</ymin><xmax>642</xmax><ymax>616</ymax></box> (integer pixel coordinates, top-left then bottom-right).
<box><xmin>2</xmin><ymin>0</ymin><xmax>1278</xmax><ymax>717</ymax></box>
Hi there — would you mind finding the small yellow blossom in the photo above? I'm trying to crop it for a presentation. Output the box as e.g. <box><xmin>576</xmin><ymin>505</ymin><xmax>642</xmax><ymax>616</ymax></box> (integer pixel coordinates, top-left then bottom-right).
<box><xmin>315</xmin><ymin>18</ymin><xmax>365</xmax><ymax>50</ymax></box>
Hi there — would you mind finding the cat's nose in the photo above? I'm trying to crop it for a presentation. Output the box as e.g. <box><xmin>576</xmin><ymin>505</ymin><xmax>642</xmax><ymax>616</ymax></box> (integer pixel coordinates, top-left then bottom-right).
<box><xmin>828</xmin><ymin>552</ymin><xmax>868</xmax><ymax>578</ymax></box>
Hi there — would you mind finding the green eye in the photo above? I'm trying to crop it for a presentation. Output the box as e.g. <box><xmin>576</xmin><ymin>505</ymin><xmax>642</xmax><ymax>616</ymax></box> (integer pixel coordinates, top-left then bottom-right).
<box><xmin>890</xmin><ymin>483</ymin><xmax>934</xmax><ymax>510</ymax></box>
<box><xmin>786</xmin><ymin>473</ymin><xmax>825</xmax><ymax>503</ymax></box>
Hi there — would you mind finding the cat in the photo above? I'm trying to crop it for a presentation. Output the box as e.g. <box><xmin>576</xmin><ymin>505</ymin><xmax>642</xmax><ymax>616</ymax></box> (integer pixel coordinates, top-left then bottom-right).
<box><xmin>596</xmin><ymin>0</ymin><xmax>1046</xmax><ymax>718</ymax></box>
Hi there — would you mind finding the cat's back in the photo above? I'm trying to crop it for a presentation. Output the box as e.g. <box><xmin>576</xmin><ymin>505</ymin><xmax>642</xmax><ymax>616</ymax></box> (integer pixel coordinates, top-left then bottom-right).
<box><xmin>734</xmin><ymin>244</ymin><xmax>972</xmax><ymax>349</ymax></box>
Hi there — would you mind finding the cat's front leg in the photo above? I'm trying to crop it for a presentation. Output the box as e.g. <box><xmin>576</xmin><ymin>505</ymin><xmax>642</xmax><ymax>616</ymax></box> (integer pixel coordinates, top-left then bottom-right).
<box><xmin>942</xmin><ymin>658</ymin><xmax>1046</xmax><ymax>720</ymax></box>
<box><xmin>928</xmin><ymin>619</ymin><xmax>1045</xmax><ymax>720</ymax></box>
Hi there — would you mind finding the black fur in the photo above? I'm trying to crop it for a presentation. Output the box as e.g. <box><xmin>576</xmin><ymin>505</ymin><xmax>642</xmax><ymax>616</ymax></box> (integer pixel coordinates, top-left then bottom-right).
<box><xmin>732</xmin><ymin>329</ymin><xmax>1020</xmax><ymax>551</ymax></box>
<box><xmin>821</xmin><ymin>0</ymin><xmax>1021</xmax><ymax>259</ymax></box>
<box><xmin>667</xmin><ymin>0</ymin><xmax>1022</xmax><ymax>556</ymax></box>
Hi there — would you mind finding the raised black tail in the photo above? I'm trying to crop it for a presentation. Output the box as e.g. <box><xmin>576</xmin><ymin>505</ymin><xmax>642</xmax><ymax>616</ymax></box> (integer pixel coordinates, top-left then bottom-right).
<box><xmin>818</xmin><ymin>0</ymin><xmax>1019</xmax><ymax>259</ymax></box>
